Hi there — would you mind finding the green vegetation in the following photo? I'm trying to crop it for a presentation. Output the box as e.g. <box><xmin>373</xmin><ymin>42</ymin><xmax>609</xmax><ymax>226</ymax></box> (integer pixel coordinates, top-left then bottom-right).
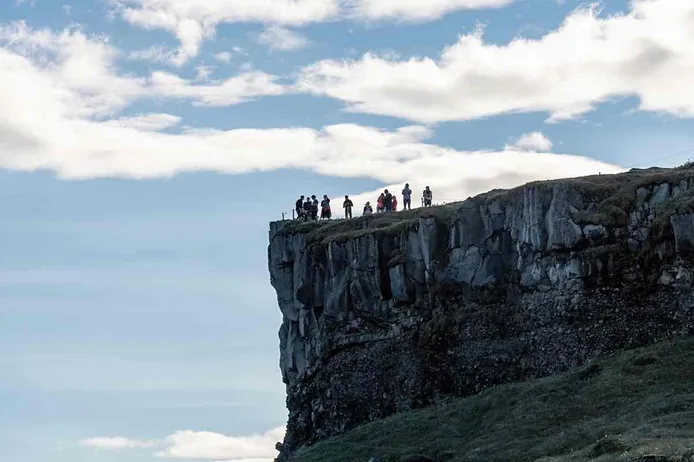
<box><xmin>291</xmin><ymin>337</ymin><xmax>694</xmax><ymax>462</ymax></box>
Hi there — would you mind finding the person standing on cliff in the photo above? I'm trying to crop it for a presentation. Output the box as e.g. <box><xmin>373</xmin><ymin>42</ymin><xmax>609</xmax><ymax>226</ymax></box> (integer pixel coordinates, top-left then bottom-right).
<box><xmin>295</xmin><ymin>195</ymin><xmax>305</xmax><ymax>219</ymax></box>
<box><xmin>303</xmin><ymin>196</ymin><xmax>312</xmax><ymax>219</ymax></box>
<box><xmin>363</xmin><ymin>201</ymin><xmax>373</xmax><ymax>215</ymax></box>
<box><xmin>384</xmin><ymin>189</ymin><xmax>393</xmax><ymax>211</ymax></box>
<box><xmin>376</xmin><ymin>192</ymin><xmax>385</xmax><ymax>213</ymax></box>
<box><xmin>320</xmin><ymin>195</ymin><xmax>331</xmax><ymax>220</ymax></box>
<box><xmin>422</xmin><ymin>186</ymin><xmax>432</xmax><ymax>206</ymax></box>
<box><xmin>392</xmin><ymin>194</ymin><xmax>398</xmax><ymax>211</ymax></box>
<box><xmin>402</xmin><ymin>183</ymin><xmax>412</xmax><ymax>210</ymax></box>
<box><xmin>310</xmin><ymin>195</ymin><xmax>319</xmax><ymax>220</ymax></box>
<box><xmin>343</xmin><ymin>195</ymin><xmax>353</xmax><ymax>219</ymax></box>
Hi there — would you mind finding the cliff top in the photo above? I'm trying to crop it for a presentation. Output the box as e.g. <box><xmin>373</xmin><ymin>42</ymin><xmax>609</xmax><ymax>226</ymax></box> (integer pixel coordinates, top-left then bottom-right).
<box><xmin>271</xmin><ymin>163</ymin><xmax>694</xmax><ymax>245</ymax></box>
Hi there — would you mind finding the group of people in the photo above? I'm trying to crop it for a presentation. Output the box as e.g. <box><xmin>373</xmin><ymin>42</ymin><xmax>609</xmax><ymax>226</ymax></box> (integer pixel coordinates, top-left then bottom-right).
<box><xmin>294</xmin><ymin>184</ymin><xmax>434</xmax><ymax>221</ymax></box>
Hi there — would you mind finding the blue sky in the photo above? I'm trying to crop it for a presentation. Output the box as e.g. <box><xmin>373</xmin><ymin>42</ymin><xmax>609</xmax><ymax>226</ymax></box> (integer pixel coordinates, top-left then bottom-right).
<box><xmin>2</xmin><ymin>0</ymin><xmax>694</xmax><ymax>461</ymax></box>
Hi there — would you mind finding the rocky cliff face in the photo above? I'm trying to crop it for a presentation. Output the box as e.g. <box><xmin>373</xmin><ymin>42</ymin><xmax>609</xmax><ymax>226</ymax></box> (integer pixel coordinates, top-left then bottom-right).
<box><xmin>268</xmin><ymin>166</ymin><xmax>694</xmax><ymax>461</ymax></box>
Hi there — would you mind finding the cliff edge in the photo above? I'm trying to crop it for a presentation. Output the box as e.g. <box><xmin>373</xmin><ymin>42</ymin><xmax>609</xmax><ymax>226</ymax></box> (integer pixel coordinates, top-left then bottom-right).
<box><xmin>268</xmin><ymin>165</ymin><xmax>694</xmax><ymax>461</ymax></box>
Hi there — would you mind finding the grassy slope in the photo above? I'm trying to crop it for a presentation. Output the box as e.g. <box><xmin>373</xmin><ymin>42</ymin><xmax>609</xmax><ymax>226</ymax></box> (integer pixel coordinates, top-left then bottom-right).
<box><xmin>291</xmin><ymin>337</ymin><xmax>694</xmax><ymax>462</ymax></box>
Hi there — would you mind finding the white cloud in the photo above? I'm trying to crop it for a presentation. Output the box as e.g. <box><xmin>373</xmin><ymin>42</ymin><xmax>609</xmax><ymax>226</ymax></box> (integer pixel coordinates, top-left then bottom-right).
<box><xmin>510</xmin><ymin>131</ymin><xmax>553</xmax><ymax>151</ymax></box>
<box><xmin>107</xmin><ymin>0</ymin><xmax>340</xmax><ymax>64</ymax></box>
<box><xmin>298</xmin><ymin>0</ymin><xmax>694</xmax><ymax>124</ymax></box>
<box><xmin>0</xmin><ymin>20</ymin><xmax>146</xmax><ymax>118</ymax></box>
<box><xmin>101</xmin><ymin>113</ymin><xmax>182</xmax><ymax>131</ymax></box>
<box><xmin>157</xmin><ymin>427</ymin><xmax>285</xmax><ymax>460</ymax></box>
<box><xmin>107</xmin><ymin>0</ymin><xmax>517</xmax><ymax>63</ymax></box>
<box><xmin>78</xmin><ymin>427</ymin><xmax>285</xmax><ymax>461</ymax></box>
<box><xmin>128</xmin><ymin>45</ymin><xmax>179</xmax><ymax>65</ymax></box>
<box><xmin>148</xmin><ymin>70</ymin><xmax>284</xmax><ymax>106</ymax></box>
<box><xmin>0</xmin><ymin>19</ymin><xmax>623</xmax><ymax>217</ymax></box>
<box><xmin>80</xmin><ymin>436</ymin><xmax>157</xmax><ymax>450</ymax></box>
<box><xmin>352</xmin><ymin>0</ymin><xmax>514</xmax><ymax>21</ymax></box>
<box><xmin>0</xmin><ymin>20</ymin><xmax>285</xmax><ymax>119</ymax></box>
<box><xmin>257</xmin><ymin>26</ymin><xmax>310</xmax><ymax>51</ymax></box>
<box><xmin>195</xmin><ymin>65</ymin><xmax>214</xmax><ymax>81</ymax></box>
<box><xmin>213</xmin><ymin>51</ymin><xmax>233</xmax><ymax>63</ymax></box>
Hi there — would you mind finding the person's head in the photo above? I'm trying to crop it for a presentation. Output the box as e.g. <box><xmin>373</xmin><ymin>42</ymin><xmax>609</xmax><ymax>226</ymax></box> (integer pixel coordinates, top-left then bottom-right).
<box><xmin>366</xmin><ymin>201</ymin><xmax>370</xmax><ymax>205</ymax></box>
<box><xmin>405</xmin><ymin>183</ymin><xmax>409</xmax><ymax>187</ymax></box>
<box><xmin>345</xmin><ymin>195</ymin><xmax>349</xmax><ymax>199</ymax></box>
<box><xmin>385</xmin><ymin>189</ymin><xmax>389</xmax><ymax>194</ymax></box>
<box><xmin>312</xmin><ymin>195</ymin><xmax>316</xmax><ymax>199</ymax></box>
<box><xmin>323</xmin><ymin>194</ymin><xmax>328</xmax><ymax>199</ymax></box>
<box><xmin>425</xmin><ymin>186</ymin><xmax>430</xmax><ymax>190</ymax></box>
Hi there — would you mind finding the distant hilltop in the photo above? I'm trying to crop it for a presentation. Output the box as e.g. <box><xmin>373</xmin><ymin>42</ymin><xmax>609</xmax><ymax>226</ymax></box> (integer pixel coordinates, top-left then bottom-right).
<box><xmin>267</xmin><ymin>163</ymin><xmax>694</xmax><ymax>461</ymax></box>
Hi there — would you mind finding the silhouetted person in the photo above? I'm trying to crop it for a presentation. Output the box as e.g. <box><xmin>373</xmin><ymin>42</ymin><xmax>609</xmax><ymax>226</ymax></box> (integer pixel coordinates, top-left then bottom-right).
<box><xmin>343</xmin><ymin>195</ymin><xmax>353</xmax><ymax>219</ymax></box>
<box><xmin>384</xmin><ymin>189</ymin><xmax>393</xmax><ymax>211</ymax></box>
<box><xmin>310</xmin><ymin>195</ymin><xmax>319</xmax><ymax>220</ymax></box>
<box><xmin>303</xmin><ymin>196</ymin><xmax>312</xmax><ymax>219</ymax></box>
<box><xmin>295</xmin><ymin>195</ymin><xmax>304</xmax><ymax>219</ymax></box>
<box><xmin>402</xmin><ymin>183</ymin><xmax>412</xmax><ymax>210</ymax></box>
<box><xmin>363</xmin><ymin>201</ymin><xmax>373</xmax><ymax>215</ymax></box>
<box><xmin>320</xmin><ymin>195</ymin><xmax>331</xmax><ymax>220</ymax></box>
<box><xmin>422</xmin><ymin>186</ymin><xmax>432</xmax><ymax>206</ymax></box>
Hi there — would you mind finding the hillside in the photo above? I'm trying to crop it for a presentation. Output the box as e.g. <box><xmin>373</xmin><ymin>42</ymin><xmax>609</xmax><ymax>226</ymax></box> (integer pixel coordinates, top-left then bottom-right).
<box><xmin>291</xmin><ymin>337</ymin><xmax>694</xmax><ymax>462</ymax></box>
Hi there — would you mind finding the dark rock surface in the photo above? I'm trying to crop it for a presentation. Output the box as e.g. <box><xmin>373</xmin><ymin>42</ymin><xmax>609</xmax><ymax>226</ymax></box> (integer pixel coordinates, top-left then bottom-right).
<box><xmin>267</xmin><ymin>166</ymin><xmax>694</xmax><ymax>461</ymax></box>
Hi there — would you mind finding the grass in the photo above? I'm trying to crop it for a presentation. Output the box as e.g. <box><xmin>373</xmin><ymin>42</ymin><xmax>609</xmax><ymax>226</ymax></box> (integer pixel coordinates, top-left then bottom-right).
<box><xmin>289</xmin><ymin>337</ymin><xmax>694</xmax><ymax>462</ymax></box>
<box><xmin>274</xmin><ymin>163</ymin><xmax>694</xmax><ymax>245</ymax></box>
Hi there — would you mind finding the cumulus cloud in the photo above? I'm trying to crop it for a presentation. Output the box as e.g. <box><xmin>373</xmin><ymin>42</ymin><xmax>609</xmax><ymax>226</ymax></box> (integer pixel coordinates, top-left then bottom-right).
<box><xmin>298</xmin><ymin>0</ymin><xmax>694</xmax><ymax>124</ymax></box>
<box><xmin>0</xmin><ymin>20</ymin><xmax>285</xmax><ymax>119</ymax></box>
<box><xmin>157</xmin><ymin>427</ymin><xmax>285</xmax><ymax>460</ymax></box>
<box><xmin>214</xmin><ymin>51</ymin><xmax>233</xmax><ymax>63</ymax></box>
<box><xmin>351</xmin><ymin>0</ymin><xmax>514</xmax><ymax>21</ymax></box>
<box><xmin>149</xmin><ymin>70</ymin><xmax>284</xmax><ymax>106</ymax></box>
<box><xmin>0</xmin><ymin>19</ymin><xmax>622</xmax><ymax>215</ymax></box>
<box><xmin>257</xmin><ymin>26</ymin><xmax>310</xmax><ymax>51</ymax></box>
<box><xmin>107</xmin><ymin>0</ymin><xmax>340</xmax><ymax>64</ymax></box>
<box><xmin>106</xmin><ymin>0</ymin><xmax>516</xmax><ymax>63</ymax></box>
<box><xmin>101</xmin><ymin>113</ymin><xmax>182</xmax><ymax>131</ymax></box>
<box><xmin>128</xmin><ymin>45</ymin><xmax>179</xmax><ymax>65</ymax></box>
<box><xmin>79</xmin><ymin>427</ymin><xmax>285</xmax><ymax>461</ymax></box>
<box><xmin>80</xmin><ymin>436</ymin><xmax>157</xmax><ymax>450</ymax></box>
<box><xmin>509</xmin><ymin>131</ymin><xmax>553</xmax><ymax>151</ymax></box>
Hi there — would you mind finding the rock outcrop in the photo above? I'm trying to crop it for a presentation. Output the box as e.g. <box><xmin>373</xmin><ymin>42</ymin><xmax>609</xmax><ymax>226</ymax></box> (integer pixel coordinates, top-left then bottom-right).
<box><xmin>268</xmin><ymin>166</ymin><xmax>694</xmax><ymax>461</ymax></box>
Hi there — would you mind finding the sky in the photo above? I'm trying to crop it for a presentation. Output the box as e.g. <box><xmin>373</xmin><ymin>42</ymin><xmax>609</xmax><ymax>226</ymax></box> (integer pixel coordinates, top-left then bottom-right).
<box><xmin>2</xmin><ymin>0</ymin><xmax>694</xmax><ymax>461</ymax></box>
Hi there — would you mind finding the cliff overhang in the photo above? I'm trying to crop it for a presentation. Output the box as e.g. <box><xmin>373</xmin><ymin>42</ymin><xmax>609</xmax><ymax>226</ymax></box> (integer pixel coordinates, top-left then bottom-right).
<box><xmin>268</xmin><ymin>165</ymin><xmax>694</xmax><ymax>461</ymax></box>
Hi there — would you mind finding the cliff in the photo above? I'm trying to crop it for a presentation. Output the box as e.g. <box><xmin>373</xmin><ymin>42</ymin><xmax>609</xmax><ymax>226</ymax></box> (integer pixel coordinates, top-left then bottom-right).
<box><xmin>267</xmin><ymin>165</ymin><xmax>694</xmax><ymax>461</ymax></box>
